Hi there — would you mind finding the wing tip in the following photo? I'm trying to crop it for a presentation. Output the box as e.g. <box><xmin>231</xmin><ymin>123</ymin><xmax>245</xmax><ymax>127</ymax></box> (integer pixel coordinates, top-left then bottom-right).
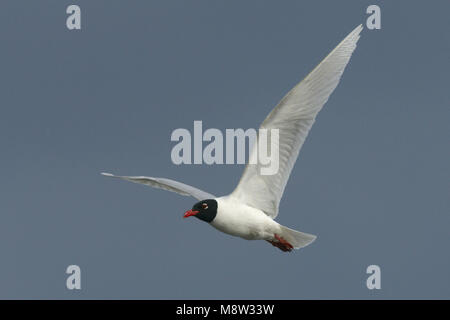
<box><xmin>333</xmin><ymin>23</ymin><xmax>363</xmax><ymax>56</ymax></box>
<box><xmin>353</xmin><ymin>24</ymin><xmax>363</xmax><ymax>34</ymax></box>
<box><xmin>350</xmin><ymin>24</ymin><xmax>363</xmax><ymax>41</ymax></box>
<box><xmin>101</xmin><ymin>172</ymin><xmax>114</xmax><ymax>177</ymax></box>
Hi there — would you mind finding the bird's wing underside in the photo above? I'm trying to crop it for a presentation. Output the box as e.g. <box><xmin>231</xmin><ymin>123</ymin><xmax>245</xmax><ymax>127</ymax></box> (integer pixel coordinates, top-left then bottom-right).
<box><xmin>231</xmin><ymin>25</ymin><xmax>363</xmax><ymax>219</ymax></box>
<box><xmin>101</xmin><ymin>172</ymin><xmax>216</xmax><ymax>201</ymax></box>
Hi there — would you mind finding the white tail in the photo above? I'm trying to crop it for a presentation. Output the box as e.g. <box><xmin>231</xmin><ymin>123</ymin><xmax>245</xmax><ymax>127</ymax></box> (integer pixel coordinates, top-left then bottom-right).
<box><xmin>279</xmin><ymin>225</ymin><xmax>317</xmax><ymax>249</ymax></box>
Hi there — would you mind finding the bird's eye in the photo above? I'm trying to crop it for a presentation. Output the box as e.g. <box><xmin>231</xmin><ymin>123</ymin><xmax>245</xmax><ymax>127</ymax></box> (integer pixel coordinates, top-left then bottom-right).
<box><xmin>202</xmin><ymin>203</ymin><xmax>208</xmax><ymax>210</ymax></box>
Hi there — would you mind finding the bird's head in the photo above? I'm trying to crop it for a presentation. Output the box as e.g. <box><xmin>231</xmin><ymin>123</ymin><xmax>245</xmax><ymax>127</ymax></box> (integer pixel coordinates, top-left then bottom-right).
<box><xmin>183</xmin><ymin>199</ymin><xmax>218</xmax><ymax>223</ymax></box>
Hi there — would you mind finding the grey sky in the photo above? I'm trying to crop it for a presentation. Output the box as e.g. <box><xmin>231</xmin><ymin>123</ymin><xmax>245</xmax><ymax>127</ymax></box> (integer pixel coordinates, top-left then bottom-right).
<box><xmin>0</xmin><ymin>1</ymin><xmax>448</xmax><ymax>299</ymax></box>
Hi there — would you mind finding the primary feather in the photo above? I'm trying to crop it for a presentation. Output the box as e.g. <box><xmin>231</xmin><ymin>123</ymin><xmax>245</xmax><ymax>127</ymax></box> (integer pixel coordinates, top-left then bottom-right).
<box><xmin>231</xmin><ymin>25</ymin><xmax>363</xmax><ymax>218</ymax></box>
<box><xmin>101</xmin><ymin>172</ymin><xmax>215</xmax><ymax>201</ymax></box>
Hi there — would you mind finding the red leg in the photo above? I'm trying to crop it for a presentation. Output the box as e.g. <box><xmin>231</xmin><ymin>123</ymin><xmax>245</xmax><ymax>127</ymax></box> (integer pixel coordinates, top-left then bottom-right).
<box><xmin>266</xmin><ymin>234</ymin><xmax>294</xmax><ymax>252</ymax></box>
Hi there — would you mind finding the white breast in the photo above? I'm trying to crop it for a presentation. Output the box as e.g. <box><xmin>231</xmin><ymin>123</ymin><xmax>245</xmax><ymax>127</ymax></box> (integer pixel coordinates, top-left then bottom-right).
<box><xmin>210</xmin><ymin>196</ymin><xmax>281</xmax><ymax>240</ymax></box>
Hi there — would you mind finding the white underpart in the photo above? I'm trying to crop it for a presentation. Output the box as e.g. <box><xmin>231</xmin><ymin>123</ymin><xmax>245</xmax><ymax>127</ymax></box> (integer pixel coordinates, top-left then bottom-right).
<box><xmin>211</xmin><ymin>196</ymin><xmax>281</xmax><ymax>240</ymax></box>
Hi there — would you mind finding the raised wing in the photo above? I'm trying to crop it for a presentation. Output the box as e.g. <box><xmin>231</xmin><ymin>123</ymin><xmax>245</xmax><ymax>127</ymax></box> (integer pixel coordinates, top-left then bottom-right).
<box><xmin>101</xmin><ymin>172</ymin><xmax>216</xmax><ymax>201</ymax></box>
<box><xmin>231</xmin><ymin>25</ymin><xmax>362</xmax><ymax>218</ymax></box>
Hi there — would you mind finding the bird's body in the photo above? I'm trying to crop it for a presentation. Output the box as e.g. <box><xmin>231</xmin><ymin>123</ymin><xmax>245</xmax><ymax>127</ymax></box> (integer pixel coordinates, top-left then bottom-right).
<box><xmin>102</xmin><ymin>24</ymin><xmax>363</xmax><ymax>252</ymax></box>
<box><xmin>211</xmin><ymin>196</ymin><xmax>280</xmax><ymax>241</ymax></box>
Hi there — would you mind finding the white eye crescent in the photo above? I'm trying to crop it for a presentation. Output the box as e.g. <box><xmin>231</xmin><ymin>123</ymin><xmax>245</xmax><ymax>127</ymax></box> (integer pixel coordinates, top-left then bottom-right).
<box><xmin>202</xmin><ymin>203</ymin><xmax>208</xmax><ymax>209</ymax></box>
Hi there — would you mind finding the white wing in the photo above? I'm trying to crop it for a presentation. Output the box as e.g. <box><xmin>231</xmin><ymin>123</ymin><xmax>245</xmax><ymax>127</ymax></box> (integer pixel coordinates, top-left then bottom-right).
<box><xmin>231</xmin><ymin>25</ymin><xmax>362</xmax><ymax>218</ymax></box>
<box><xmin>101</xmin><ymin>172</ymin><xmax>216</xmax><ymax>201</ymax></box>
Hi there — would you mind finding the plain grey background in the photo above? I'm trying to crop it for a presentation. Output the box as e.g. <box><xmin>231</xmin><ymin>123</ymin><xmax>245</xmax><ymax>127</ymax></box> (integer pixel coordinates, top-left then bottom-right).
<box><xmin>0</xmin><ymin>1</ymin><xmax>448</xmax><ymax>299</ymax></box>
